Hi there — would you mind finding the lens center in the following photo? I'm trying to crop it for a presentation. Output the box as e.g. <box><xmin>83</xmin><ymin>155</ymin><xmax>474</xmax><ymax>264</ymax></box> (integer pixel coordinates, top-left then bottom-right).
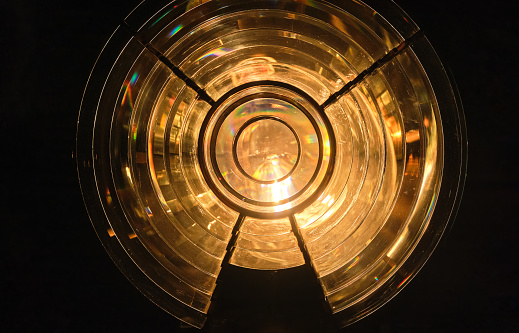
<box><xmin>235</xmin><ymin>118</ymin><xmax>299</xmax><ymax>182</ymax></box>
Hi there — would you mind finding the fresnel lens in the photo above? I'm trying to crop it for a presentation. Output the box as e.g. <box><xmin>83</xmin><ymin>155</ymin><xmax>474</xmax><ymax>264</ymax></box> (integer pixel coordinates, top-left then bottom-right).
<box><xmin>77</xmin><ymin>0</ymin><xmax>466</xmax><ymax>329</ymax></box>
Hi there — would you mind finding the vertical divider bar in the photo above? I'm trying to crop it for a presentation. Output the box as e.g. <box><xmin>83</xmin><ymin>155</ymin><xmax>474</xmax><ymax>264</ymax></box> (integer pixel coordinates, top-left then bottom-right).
<box><xmin>289</xmin><ymin>214</ymin><xmax>313</xmax><ymax>266</ymax></box>
<box><xmin>321</xmin><ymin>30</ymin><xmax>424</xmax><ymax>109</ymax></box>
<box><xmin>207</xmin><ymin>213</ymin><xmax>246</xmax><ymax>315</ymax></box>
<box><xmin>289</xmin><ymin>214</ymin><xmax>336</xmax><ymax>322</ymax></box>
<box><xmin>222</xmin><ymin>213</ymin><xmax>246</xmax><ymax>264</ymax></box>
<box><xmin>120</xmin><ymin>21</ymin><xmax>216</xmax><ymax>106</ymax></box>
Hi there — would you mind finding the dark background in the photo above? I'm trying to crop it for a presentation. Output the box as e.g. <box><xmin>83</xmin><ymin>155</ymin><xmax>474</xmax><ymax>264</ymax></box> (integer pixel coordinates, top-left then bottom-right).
<box><xmin>2</xmin><ymin>0</ymin><xmax>518</xmax><ymax>331</ymax></box>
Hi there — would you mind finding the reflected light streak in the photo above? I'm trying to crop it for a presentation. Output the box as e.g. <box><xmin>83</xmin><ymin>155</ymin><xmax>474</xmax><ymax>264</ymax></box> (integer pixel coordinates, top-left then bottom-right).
<box><xmin>132</xmin><ymin>123</ymin><xmax>137</xmax><ymax>141</ymax></box>
<box><xmin>160</xmin><ymin>113</ymin><xmax>168</xmax><ymax>129</ymax></box>
<box><xmin>106</xmin><ymin>188</ymin><xmax>112</xmax><ymax>205</ymax></box>
<box><xmin>387</xmin><ymin>227</ymin><xmax>408</xmax><ymax>258</ymax></box>
<box><xmin>304</xmin><ymin>134</ymin><xmax>318</xmax><ymax>144</ymax></box>
<box><xmin>121</xmin><ymin>72</ymin><xmax>139</xmax><ymax>110</ymax></box>
<box><xmin>397</xmin><ymin>274</ymin><xmax>413</xmax><ymax>289</ymax></box>
<box><xmin>130</xmin><ymin>72</ymin><xmax>139</xmax><ymax>85</ymax></box>
<box><xmin>425</xmin><ymin>189</ymin><xmax>438</xmax><ymax>223</ymax></box>
<box><xmin>405</xmin><ymin>129</ymin><xmax>420</xmax><ymax>143</ymax></box>
<box><xmin>145</xmin><ymin>207</ymin><xmax>153</xmax><ymax>216</ymax></box>
<box><xmin>207</xmin><ymin>220</ymin><xmax>216</xmax><ymax>230</ymax></box>
<box><xmin>151</xmin><ymin>9</ymin><xmax>173</xmax><ymax>27</ymax></box>
<box><xmin>169</xmin><ymin>24</ymin><xmax>183</xmax><ymax>37</ymax></box>
<box><xmin>345</xmin><ymin>256</ymin><xmax>359</xmax><ymax>272</ymax></box>
<box><xmin>196</xmin><ymin>47</ymin><xmax>232</xmax><ymax>62</ymax></box>
<box><xmin>121</xmin><ymin>82</ymin><xmax>134</xmax><ymax>109</ymax></box>
<box><xmin>390</xmin><ymin>131</ymin><xmax>402</xmax><ymax>139</ymax></box>
<box><xmin>157</xmin><ymin>192</ymin><xmax>167</xmax><ymax>207</ymax></box>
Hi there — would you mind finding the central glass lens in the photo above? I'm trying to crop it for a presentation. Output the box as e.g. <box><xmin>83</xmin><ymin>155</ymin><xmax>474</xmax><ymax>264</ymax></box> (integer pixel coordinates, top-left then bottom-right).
<box><xmin>235</xmin><ymin>118</ymin><xmax>299</xmax><ymax>183</ymax></box>
<box><xmin>210</xmin><ymin>92</ymin><xmax>328</xmax><ymax>208</ymax></box>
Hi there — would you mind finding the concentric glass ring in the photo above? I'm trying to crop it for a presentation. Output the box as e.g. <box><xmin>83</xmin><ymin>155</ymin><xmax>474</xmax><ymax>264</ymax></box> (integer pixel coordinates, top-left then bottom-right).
<box><xmin>198</xmin><ymin>83</ymin><xmax>335</xmax><ymax>217</ymax></box>
<box><xmin>233</xmin><ymin>116</ymin><xmax>301</xmax><ymax>184</ymax></box>
<box><xmin>77</xmin><ymin>0</ymin><xmax>466</xmax><ymax>329</ymax></box>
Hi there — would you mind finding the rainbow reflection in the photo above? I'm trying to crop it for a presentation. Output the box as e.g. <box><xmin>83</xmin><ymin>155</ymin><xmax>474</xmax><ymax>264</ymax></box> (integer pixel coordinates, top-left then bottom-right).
<box><xmin>121</xmin><ymin>72</ymin><xmax>139</xmax><ymax>109</ymax></box>
<box><xmin>168</xmin><ymin>24</ymin><xmax>183</xmax><ymax>37</ymax></box>
<box><xmin>397</xmin><ymin>274</ymin><xmax>413</xmax><ymax>289</ymax></box>
<box><xmin>294</xmin><ymin>0</ymin><xmax>319</xmax><ymax>6</ymax></box>
<box><xmin>151</xmin><ymin>9</ymin><xmax>173</xmax><ymax>27</ymax></box>
<box><xmin>222</xmin><ymin>171</ymin><xmax>229</xmax><ymax>181</ymax></box>
<box><xmin>106</xmin><ymin>188</ymin><xmax>112</xmax><ymax>205</ymax></box>
<box><xmin>304</xmin><ymin>134</ymin><xmax>318</xmax><ymax>144</ymax></box>
<box><xmin>345</xmin><ymin>256</ymin><xmax>359</xmax><ymax>272</ymax></box>
<box><xmin>130</xmin><ymin>72</ymin><xmax>139</xmax><ymax>85</ymax></box>
<box><xmin>196</xmin><ymin>47</ymin><xmax>232</xmax><ymax>62</ymax></box>
<box><xmin>121</xmin><ymin>83</ymin><xmax>134</xmax><ymax>109</ymax></box>
<box><xmin>145</xmin><ymin>206</ymin><xmax>153</xmax><ymax>216</ymax></box>
<box><xmin>132</xmin><ymin>123</ymin><xmax>137</xmax><ymax>141</ymax></box>
<box><xmin>425</xmin><ymin>188</ymin><xmax>438</xmax><ymax>223</ymax></box>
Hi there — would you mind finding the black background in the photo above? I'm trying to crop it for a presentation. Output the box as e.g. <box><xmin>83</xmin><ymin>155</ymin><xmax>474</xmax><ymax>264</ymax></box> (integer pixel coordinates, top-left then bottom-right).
<box><xmin>2</xmin><ymin>0</ymin><xmax>518</xmax><ymax>332</ymax></box>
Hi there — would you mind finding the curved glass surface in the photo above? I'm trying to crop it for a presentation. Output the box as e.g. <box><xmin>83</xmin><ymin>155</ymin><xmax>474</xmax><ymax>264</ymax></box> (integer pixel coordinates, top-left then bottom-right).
<box><xmin>77</xmin><ymin>0</ymin><xmax>466</xmax><ymax>329</ymax></box>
